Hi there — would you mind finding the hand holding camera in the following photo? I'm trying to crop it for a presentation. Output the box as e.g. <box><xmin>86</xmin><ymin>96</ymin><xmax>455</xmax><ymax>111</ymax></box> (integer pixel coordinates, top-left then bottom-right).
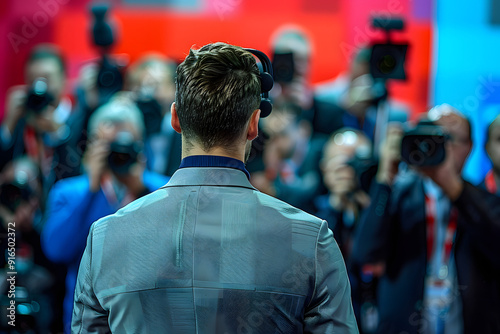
<box><xmin>418</xmin><ymin>141</ymin><xmax>464</xmax><ymax>201</ymax></box>
<box><xmin>85</xmin><ymin>133</ymin><xmax>111</xmax><ymax>193</ymax></box>
<box><xmin>376</xmin><ymin>124</ymin><xmax>403</xmax><ymax>185</ymax></box>
<box><xmin>325</xmin><ymin>153</ymin><xmax>371</xmax><ymax>211</ymax></box>
<box><xmin>85</xmin><ymin>123</ymin><xmax>143</xmax><ymax>194</ymax></box>
<box><xmin>4</xmin><ymin>79</ymin><xmax>59</xmax><ymax>136</ymax></box>
<box><xmin>4</xmin><ymin>86</ymin><xmax>28</xmax><ymax>135</ymax></box>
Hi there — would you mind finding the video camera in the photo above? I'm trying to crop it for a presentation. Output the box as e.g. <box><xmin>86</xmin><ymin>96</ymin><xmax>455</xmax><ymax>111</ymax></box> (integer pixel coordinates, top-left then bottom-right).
<box><xmin>90</xmin><ymin>4</ymin><xmax>124</xmax><ymax>107</ymax></box>
<box><xmin>272</xmin><ymin>52</ymin><xmax>295</xmax><ymax>84</ymax></box>
<box><xmin>401</xmin><ymin>119</ymin><xmax>448</xmax><ymax>167</ymax></box>
<box><xmin>369</xmin><ymin>16</ymin><xmax>408</xmax><ymax>81</ymax></box>
<box><xmin>135</xmin><ymin>85</ymin><xmax>163</xmax><ymax>137</ymax></box>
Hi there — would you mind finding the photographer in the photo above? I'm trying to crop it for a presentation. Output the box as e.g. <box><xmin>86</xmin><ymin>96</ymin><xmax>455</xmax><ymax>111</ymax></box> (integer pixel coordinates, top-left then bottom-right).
<box><xmin>352</xmin><ymin>105</ymin><xmax>500</xmax><ymax>333</ymax></box>
<box><xmin>125</xmin><ymin>54</ymin><xmax>181</xmax><ymax>176</ymax></box>
<box><xmin>314</xmin><ymin>128</ymin><xmax>376</xmax><ymax>332</ymax></box>
<box><xmin>482</xmin><ymin>114</ymin><xmax>500</xmax><ymax>195</ymax></box>
<box><xmin>316</xmin><ymin>128</ymin><xmax>372</xmax><ymax>257</ymax></box>
<box><xmin>0</xmin><ymin>45</ymin><xmax>84</xmax><ymax>195</ymax></box>
<box><xmin>250</xmin><ymin>26</ymin><xmax>329</xmax><ymax>213</ymax></box>
<box><xmin>315</xmin><ymin>47</ymin><xmax>408</xmax><ymax>141</ymax></box>
<box><xmin>0</xmin><ymin>157</ymin><xmax>64</xmax><ymax>333</ymax></box>
<box><xmin>41</xmin><ymin>94</ymin><xmax>169</xmax><ymax>333</ymax></box>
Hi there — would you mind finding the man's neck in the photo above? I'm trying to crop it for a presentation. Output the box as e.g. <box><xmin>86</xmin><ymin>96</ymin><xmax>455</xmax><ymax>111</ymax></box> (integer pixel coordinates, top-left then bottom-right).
<box><xmin>182</xmin><ymin>145</ymin><xmax>244</xmax><ymax>163</ymax></box>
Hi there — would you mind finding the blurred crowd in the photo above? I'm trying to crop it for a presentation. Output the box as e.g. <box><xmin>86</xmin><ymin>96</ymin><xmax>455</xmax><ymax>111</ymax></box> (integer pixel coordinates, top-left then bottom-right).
<box><xmin>1</xmin><ymin>24</ymin><xmax>499</xmax><ymax>334</ymax></box>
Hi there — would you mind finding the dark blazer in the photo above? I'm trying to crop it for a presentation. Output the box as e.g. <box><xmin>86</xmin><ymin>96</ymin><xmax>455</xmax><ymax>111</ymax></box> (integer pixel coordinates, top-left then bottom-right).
<box><xmin>72</xmin><ymin>167</ymin><xmax>359</xmax><ymax>333</ymax></box>
<box><xmin>352</xmin><ymin>171</ymin><xmax>500</xmax><ymax>334</ymax></box>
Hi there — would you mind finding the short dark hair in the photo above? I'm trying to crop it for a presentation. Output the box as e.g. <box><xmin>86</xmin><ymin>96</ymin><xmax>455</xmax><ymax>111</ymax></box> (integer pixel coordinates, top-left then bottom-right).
<box><xmin>26</xmin><ymin>44</ymin><xmax>66</xmax><ymax>74</ymax></box>
<box><xmin>175</xmin><ymin>42</ymin><xmax>261</xmax><ymax>151</ymax></box>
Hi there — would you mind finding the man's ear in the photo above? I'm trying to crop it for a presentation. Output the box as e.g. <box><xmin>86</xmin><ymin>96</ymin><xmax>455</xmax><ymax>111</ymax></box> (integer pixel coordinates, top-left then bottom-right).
<box><xmin>171</xmin><ymin>102</ymin><xmax>182</xmax><ymax>134</ymax></box>
<box><xmin>247</xmin><ymin>109</ymin><xmax>261</xmax><ymax>141</ymax></box>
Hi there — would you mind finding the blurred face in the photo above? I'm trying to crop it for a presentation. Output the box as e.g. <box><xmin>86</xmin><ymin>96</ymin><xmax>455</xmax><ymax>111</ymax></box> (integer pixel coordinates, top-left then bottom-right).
<box><xmin>273</xmin><ymin>35</ymin><xmax>311</xmax><ymax>80</ymax></box>
<box><xmin>25</xmin><ymin>57</ymin><xmax>65</xmax><ymax>104</ymax></box>
<box><xmin>486</xmin><ymin>123</ymin><xmax>500</xmax><ymax>173</ymax></box>
<box><xmin>133</xmin><ymin>62</ymin><xmax>176</xmax><ymax>109</ymax></box>
<box><xmin>90</xmin><ymin>120</ymin><xmax>143</xmax><ymax>178</ymax></box>
<box><xmin>94</xmin><ymin>121</ymin><xmax>141</xmax><ymax>143</ymax></box>
<box><xmin>322</xmin><ymin>142</ymin><xmax>357</xmax><ymax>193</ymax></box>
<box><xmin>436</xmin><ymin>114</ymin><xmax>472</xmax><ymax>173</ymax></box>
<box><xmin>321</xmin><ymin>132</ymin><xmax>370</xmax><ymax>195</ymax></box>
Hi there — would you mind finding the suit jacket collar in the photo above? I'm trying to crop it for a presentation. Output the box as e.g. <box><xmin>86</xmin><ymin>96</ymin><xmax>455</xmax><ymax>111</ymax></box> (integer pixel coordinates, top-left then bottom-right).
<box><xmin>162</xmin><ymin>167</ymin><xmax>257</xmax><ymax>190</ymax></box>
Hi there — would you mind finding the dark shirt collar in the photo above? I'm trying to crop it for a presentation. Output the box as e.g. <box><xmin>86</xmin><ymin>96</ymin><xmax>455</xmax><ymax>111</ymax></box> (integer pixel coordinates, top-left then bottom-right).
<box><xmin>179</xmin><ymin>155</ymin><xmax>250</xmax><ymax>180</ymax></box>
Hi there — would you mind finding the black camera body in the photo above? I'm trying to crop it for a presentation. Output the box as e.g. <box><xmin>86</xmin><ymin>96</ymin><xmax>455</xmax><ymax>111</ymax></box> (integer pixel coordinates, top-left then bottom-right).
<box><xmin>272</xmin><ymin>52</ymin><xmax>295</xmax><ymax>83</ymax></box>
<box><xmin>90</xmin><ymin>4</ymin><xmax>123</xmax><ymax>106</ymax></box>
<box><xmin>401</xmin><ymin>121</ymin><xmax>447</xmax><ymax>167</ymax></box>
<box><xmin>107</xmin><ymin>132</ymin><xmax>141</xmax><ymax>174</ymax></box>
<box><xmin>369</xmin><ymin>16</ymin><xmax>409</xmax><ymax>81</ymax></box>
<box><xmin>136</xmin><ymin>86</ymin><xmax>163</xmax><ymax>137</ymax></box>
<box><xmin>25</xmin><ymin>78</ymin><xmax>54</xmax><ymax>113</ymax></box>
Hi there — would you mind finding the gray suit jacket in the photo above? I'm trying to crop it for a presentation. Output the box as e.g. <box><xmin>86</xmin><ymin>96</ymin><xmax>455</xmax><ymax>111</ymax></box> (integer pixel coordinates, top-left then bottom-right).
<box><xmin>72</xmin><ymin>167</ymin><xmax>358</xmax><ymax>333</ymax></box>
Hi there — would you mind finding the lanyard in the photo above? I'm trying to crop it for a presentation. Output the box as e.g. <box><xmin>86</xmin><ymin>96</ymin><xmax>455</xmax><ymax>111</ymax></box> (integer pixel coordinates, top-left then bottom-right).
<box><xmin>424</xmin><ymin>194</ymin><xmax>457</xmax><ymax>265</ymax></box>
<box><xmin>485</xmin><ymin>170</ymin><xmax>498</xmax><ymax>194</ymax></box>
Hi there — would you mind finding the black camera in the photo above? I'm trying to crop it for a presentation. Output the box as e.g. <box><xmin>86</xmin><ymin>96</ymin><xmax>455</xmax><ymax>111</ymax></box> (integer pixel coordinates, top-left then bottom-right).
<box><xmin>90</xmin><ymin>4</ymin><xmax>123</xmax><ymax>106</ymax></box>
<box><xmin>369</xmin><ymin>16</ymin><xmax>408</xmax><ymax>81</ymax></box>
<box><xmin>401</xmin><ymin>120</ymin><xmax>448</xmax><ymax>167</ymax></box>
<box><xmin>25</xmin><ymin>78</ymin><xmax>54</xmax><ymax>113</ymax></box>
<box><xmin>136</xmin><ymin>86</ymin><xmax>163</xmax><ymax>137</ymax></box>
<box><xmin>0</xmin><ymin>165</ymin><xmax>36</xmax><ymax>213</ymax></box>
<box><xmin>0</xmin><ymin>182</ymin><xmax>32</xmax><ymax>214</ymax></box>
<box><xmin>347</xmin><ymin>147</ymin><xmax>378</xmax><ymax>193</ymax></box>
<box><xmin>107</xmin><ymin>132</ymin><xmax>141</xmax><ymax>174</ymax></box>
<box><xmin>272</xmin><ymin>52</ymin><xmax>295</xmax><ymax>83</ymax></box>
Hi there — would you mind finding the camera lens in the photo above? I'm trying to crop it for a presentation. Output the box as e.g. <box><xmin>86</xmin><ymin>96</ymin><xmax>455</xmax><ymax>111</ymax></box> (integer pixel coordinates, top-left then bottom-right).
<box><xmin>378</xmin><ymin>55</ymin><xmax>397</xmax><ymax>74</ymax></box>
<box><xmin>108</xmin><ymin>152</ymin><xmax>131</xmax><ymax>167</ymax></box>
<box><xmin>33</xmin><ymin>79</ymin><xmax>48</xmax><ymax>95</ymax></box>
<box><xmin>417</xmin><ymin>140</ymin><xmax>432</xmax><ymax>154</ymax></box>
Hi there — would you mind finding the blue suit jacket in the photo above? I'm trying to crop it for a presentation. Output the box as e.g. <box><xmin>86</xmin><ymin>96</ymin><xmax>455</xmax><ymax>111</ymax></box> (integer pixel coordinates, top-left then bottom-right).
<box><xmin>71</xmin><ymin>167</ymin><xmax>359</xmax><ymax>333</ymax></box>
<box><xmin>41</xmin><ymin>170</ymin><xmax>169</xmax><ymax>333</ymax></box>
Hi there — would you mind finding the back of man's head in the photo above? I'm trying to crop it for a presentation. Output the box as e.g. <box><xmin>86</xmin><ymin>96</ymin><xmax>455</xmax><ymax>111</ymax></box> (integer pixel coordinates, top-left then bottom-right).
<box><xmin>175</xmin><ymin>42</ymin><xmax>261</xmax><ymax>151</ymax></box>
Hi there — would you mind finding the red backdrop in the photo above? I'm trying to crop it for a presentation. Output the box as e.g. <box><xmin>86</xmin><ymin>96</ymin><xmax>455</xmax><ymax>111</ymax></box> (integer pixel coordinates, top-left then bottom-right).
<box><xmin>0</xmin><ymin>0</ymin><xmax>432</xmax><ymax>120</ymax></box>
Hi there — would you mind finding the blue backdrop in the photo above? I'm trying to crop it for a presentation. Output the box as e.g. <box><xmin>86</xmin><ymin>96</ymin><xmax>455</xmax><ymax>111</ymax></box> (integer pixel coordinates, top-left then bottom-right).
<box><xmin>433</xmin><ymin>0</ymin><xmax>500</xmax><ymax>184</ymax></box>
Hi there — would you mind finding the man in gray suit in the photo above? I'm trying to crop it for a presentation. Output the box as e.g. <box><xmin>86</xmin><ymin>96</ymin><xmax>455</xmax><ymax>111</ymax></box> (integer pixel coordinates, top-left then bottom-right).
<box><xmin>72</xmin><ymin>42</ymin><xmax>358</xmax><ymax>333</ymax></box>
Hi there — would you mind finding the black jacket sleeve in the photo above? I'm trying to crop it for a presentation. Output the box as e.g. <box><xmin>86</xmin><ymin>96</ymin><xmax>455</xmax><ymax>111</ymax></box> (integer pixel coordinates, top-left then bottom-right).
<box><xmin>454</xmin><ymin>181</ymin><xmax>500</xmax><ymax>270</ymax></box>
<box><xmin>351</xmin><ymin>182</ymin><xmax>394</xmax><ymax>265</ymax></box>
